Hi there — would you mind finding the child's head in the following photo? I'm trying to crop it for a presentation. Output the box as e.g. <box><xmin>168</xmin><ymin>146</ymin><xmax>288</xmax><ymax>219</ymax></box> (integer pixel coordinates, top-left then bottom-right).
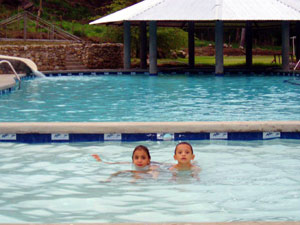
<box><xmin>174</xmin><ymin>142</ymin><xmax>195</xmax><ymax>164</ymax></box>
<box><xmin>132</xmin><ymin>145</ymin><xmax>151</xmax><ymax>168</ymax></box>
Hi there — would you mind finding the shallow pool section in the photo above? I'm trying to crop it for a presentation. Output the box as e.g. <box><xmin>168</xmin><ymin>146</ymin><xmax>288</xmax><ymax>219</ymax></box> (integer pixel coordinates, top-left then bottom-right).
<box><xmin>0</xmin><ymin>74</ymin><xmax>299</xmax><ymax>122</ymax></box>
<box><xmin>0</xmin><ymin>139</ymin><xmax>299</xmax><ymax>223</ymax></box>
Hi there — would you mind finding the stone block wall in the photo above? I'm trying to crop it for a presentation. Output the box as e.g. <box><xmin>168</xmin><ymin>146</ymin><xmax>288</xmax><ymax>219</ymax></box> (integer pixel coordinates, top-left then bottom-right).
<box><xmin>0</xmin><ymin>45</ymin><xmax>67</xmax><ymax>71</ymax></box>
<box><xmin>0</xmin><ymin>43</ymin><xmax>123</xmax><ymax>72</ymax></box>
<box><xmin>82</xmin><ymin>43</ymin><xmax>123</xmax><ymax>69</ymax></box>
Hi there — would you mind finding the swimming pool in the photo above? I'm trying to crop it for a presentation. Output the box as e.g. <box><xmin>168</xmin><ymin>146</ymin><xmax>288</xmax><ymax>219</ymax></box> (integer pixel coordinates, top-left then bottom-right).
<box><xmin>0</xmin><ymin>139</ymin><xmax>299</xmax><ymax>223</ymax></box>
<box><xmin>0</xmin><ymin>74</ymin><xmax>300</xmax><ymax>122</ymax></box>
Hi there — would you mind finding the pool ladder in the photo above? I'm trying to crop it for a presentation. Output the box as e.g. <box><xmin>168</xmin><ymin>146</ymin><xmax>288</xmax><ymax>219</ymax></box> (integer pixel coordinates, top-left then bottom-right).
<box><xmin>0</xmin><ymin>60</ymin><xmax>21</xmax><ymax>89</ymax></box>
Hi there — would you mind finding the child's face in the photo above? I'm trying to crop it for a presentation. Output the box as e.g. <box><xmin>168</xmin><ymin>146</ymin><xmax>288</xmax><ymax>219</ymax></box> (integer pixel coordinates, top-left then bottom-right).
<box><xmin>174</xmin><ymin>144</ymin><xmax>195</xmax><ymax>164</ymax></box>
<box><xmin>132</xmin><ymin>149</ymin><xmax>150</xmax><ymax>168</ymax></box>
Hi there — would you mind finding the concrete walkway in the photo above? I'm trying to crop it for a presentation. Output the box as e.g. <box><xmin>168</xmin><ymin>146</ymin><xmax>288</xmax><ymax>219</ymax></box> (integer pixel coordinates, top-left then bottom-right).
<box><xmin>0</xmin><ymin>74</ymin><xmax>18</xmax><ymax>90</ymax></box>
<box><xmin>0</xmin><ymin>73</ymin><xmax>26</xmax><ymax>90</ymax></box>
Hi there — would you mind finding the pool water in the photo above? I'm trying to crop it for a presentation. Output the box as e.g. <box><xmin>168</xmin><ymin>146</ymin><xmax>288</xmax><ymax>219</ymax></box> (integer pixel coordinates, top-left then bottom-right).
<box><xmin>0</xmin><ymin>74</ymin><xmax>299</xmax><ymax>122</ymax></box>
<box><xmin>0</xmin><ymin>139</ymin><xmax>300</xmax><ymax>223</ymax></box>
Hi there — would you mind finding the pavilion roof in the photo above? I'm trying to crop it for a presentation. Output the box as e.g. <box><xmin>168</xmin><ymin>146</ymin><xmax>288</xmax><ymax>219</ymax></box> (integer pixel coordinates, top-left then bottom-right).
<box><xmin>90</xmin><ymin>0</ymin><xmax>300</xmax><ymax>26</ymax></box>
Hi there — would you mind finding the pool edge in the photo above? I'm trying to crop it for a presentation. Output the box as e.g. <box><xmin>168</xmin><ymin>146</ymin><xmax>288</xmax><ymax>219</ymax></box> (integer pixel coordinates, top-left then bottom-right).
<box><xmin>0</xmin><ymin>121</ymin><xmax>299</xmax><ymax>133</ymax></box>
<box><xmin>0</xmin><ymin>121</ymin><xmax>299</xmax><ymax>142</ymax></box>
<box><xmin>1</xmin><ymin>222</ymin><xmax>300</xmax><ymax>225</ymax></box>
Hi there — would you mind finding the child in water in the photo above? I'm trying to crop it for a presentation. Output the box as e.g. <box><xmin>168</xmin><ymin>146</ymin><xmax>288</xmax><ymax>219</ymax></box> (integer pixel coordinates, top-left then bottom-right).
<box><xmin>170</xmin><ymin>142</ymin><xmax>200</xmax><ymax>178</ymax></box>
<box><xmin>92</xmin><ymin>145</ymin><xmax>158</xmax><ymax>180</ymax></box>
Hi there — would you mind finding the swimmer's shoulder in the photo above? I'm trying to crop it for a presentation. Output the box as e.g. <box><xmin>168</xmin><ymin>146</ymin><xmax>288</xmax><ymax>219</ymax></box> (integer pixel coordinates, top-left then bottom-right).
<box><xmin>192</xmin><ymin>164</ymin><xmax>201</xmax><ymax>172</ymax></box>
<box><xmin>169</xmin><ymin>164</ymin><xmax>178</xmax><ymax>171</ymax></box>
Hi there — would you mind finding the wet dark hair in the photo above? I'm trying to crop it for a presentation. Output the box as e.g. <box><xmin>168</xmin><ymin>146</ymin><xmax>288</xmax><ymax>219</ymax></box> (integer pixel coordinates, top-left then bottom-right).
<box><xmin>174</xmin><ymin>142</ymin><xmax>193</xmax><ymax>154</ymax></box>
<box><xmin>132</xmin><ymin>145</ymin><xmax>151</xmax><ymax>160</ymax></box>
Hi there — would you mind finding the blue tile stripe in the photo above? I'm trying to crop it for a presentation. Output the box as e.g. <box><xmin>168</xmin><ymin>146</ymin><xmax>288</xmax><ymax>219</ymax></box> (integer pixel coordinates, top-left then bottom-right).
<box><xmin>44</xmin><ymin>71</ymin><xmax>300</xmax><ymax>77</ymax></box>
<box><xmin>0</xmin><ymin>132</ymin><xmax>299</xmax><ymax>143</ymax></box>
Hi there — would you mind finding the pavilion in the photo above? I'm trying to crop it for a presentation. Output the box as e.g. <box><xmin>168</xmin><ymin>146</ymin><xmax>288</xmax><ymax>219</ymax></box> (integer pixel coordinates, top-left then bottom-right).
<box><xmin>90</xmin><ymin>0</ymin><xmax>300</xmax><ymax>75</ymax></box>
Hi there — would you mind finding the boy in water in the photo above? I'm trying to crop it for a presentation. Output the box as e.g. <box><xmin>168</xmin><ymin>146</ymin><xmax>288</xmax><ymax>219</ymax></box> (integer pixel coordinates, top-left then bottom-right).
<box><xmin>170</xmin><ymin>142</ymin><xmax>200</xmax><ymax>178</ymax></box>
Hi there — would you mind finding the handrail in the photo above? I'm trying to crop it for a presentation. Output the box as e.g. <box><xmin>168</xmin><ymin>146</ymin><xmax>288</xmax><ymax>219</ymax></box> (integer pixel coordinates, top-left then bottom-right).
<box><xmin>0</xmin><ymin>60</ymin><xmax>21</xmax><ymax>89</ymax></box>
<box><xmin>0</xmin><ymin>11</ymin><xmax>82</xmax><ymax>42</ymax></box>
<box><xmin>294</xmin><ymin>59</ymin><xmax>300</xmax><ymax>71</ymax></box>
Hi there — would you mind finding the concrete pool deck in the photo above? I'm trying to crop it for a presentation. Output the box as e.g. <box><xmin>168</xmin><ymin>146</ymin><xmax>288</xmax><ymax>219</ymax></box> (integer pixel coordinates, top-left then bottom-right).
<box><xmin>0</xmin><ymin>74</ymin><xmax>18</xmax><ymax>90</ymax></box>
<box><xmin>0</xmin><ymin>73</ymin><xmax>26</xmax><ymax>91</ymax></box>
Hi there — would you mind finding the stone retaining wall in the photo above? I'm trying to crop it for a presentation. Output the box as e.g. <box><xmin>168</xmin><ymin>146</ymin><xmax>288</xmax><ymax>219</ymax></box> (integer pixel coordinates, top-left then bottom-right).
<box><xmin>83</xmin><ymin>43</ymin><xmax>123</xmax><ymax>69</ymax></box>
<box><xmin>0</xmin><ymin>43</ymin><xmax>123</xmax><ymax>72</ymax></box>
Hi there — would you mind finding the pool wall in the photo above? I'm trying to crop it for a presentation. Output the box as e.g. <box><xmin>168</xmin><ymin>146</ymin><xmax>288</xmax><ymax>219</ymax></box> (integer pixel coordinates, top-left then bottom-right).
<box><xmin>0</xmin><ymin>121</ymin><xmax>299</xmax><ymax>143</ymax></box>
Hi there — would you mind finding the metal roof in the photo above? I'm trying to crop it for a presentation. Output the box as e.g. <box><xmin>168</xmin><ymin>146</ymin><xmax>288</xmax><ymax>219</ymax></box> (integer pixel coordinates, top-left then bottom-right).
<box><xmin>90</xmin><ymin>0</ymin><xmax>300</xmax><ymax>25</ymax></box>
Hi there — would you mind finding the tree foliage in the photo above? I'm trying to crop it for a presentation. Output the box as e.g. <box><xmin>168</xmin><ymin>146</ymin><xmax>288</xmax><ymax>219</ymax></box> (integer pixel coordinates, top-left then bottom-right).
<box><xmin>104</xmin><ymin>0</ymin><xmax>141</xmax><ymax>14</ymax></box>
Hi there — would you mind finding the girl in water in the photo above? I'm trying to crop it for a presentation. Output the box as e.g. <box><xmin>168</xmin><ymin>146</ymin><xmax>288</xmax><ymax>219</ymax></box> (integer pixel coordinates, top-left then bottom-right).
<box><xmin>92</xmin><ymin>145</ymin><xmax>159</xmax><ymax>181</ymax></box>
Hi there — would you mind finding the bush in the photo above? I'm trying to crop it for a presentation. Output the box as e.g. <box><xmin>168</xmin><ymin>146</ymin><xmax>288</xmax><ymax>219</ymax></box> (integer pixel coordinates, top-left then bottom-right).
<box><xmin>157</xmin><ymin>27</ymin><xmax>188</xmax><ymax>58</ymax></box>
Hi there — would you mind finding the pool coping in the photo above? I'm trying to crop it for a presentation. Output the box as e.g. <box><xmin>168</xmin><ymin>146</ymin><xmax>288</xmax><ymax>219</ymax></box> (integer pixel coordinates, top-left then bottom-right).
<box><xmin>1</xmin><ymin>121</ymin><xmax>300</xmax><ymax>133</ymax></box>
<box><xmin>0</xmin><ymin>121</ymin><xmax>299</xmax><ymax>143</ymax></box>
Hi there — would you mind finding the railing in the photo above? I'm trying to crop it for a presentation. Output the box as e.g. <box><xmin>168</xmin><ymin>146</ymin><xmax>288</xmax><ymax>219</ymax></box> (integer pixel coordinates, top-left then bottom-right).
<box><xmin>0</xmin><ymin>11</ymin><xmax>82</xmax><ymax>42</ymax></box>
<box><xmin>0</xmin><ymin>60</ymin><xmax>21</xmax><ymax>89</ymax></box>
<box><xmin>293</xmin><ymin>59</ymin><xmax>300</xmax><ymax>71</ymax></box>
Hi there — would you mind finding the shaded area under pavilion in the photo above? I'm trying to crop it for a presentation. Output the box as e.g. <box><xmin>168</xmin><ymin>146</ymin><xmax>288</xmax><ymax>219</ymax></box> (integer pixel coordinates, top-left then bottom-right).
<box><xmin>90</xmin><ymin>0</ymin><xmax>300</xmax><ymax>75</ymax></box>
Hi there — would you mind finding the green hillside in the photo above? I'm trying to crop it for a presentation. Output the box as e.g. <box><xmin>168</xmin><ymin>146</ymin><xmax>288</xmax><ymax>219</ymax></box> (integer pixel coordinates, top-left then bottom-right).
<box><xmin>0</xmin><ymin>0</ymin><xmax>142</xmax><ymax>41</ymax></box>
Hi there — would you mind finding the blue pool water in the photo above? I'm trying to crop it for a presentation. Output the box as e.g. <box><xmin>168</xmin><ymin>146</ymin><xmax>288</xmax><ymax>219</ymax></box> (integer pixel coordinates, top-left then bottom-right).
<box><xmin>0</xmin><ymin>74</ymin><xmax>299</xmax><ymax>122</ymax></box>
<box><xmin>0</xmin><ymin>139</ymin><xmax>299</xmax><ymax>223</ymax></box>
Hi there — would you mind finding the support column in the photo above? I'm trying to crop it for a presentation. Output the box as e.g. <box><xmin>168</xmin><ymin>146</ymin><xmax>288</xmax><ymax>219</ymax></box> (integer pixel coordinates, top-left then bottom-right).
<box><xmin>124</xmin><ymin>21</ymin><xmax>131</xmax><ymax>70</ymax></box>
<box><xmin>139</xmin><ymin>21</ymin><xmax>147</xmax><ymax>69</ymax></box>
<box><xmin>149</xmin><ymin>21</ymin><xmax>157</xmax><ymax>75</ymax></box>
<box><xmin>215</xmin><ymin>21</ymin><xmax>224</xmax><ymax>75</ymax></box>
<box><xmin>188</xmin><ymin>21</ymin><xmax>195</xmax><ymax>68</ymax></box>
<box><xmin>246</xmin><ymin>21</ymin><xmax>253</xmax><ymax>68</ymax></box>
<box><xmin>295</xmin><ymin>22</ymin><xmax>300</xmax><ymax>61</ymax></box>
<box><xmin>282</xmin><ymin>21</ymin><xmax>290</xmax><ymax>71</ymax></box>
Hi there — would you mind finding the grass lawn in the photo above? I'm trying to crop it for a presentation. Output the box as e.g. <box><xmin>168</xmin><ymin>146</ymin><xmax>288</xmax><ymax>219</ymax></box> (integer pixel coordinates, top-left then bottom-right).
<box><xmin>157</xmin><ymin>55</ymin><xmax>280</xmax><ymax>66</ymax></box>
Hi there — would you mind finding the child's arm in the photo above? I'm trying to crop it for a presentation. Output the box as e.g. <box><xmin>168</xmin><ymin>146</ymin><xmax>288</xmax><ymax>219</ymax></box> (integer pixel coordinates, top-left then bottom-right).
<box><xmin>92</xmin><ymin>154</ymin><xmax>102</xmax><ymax>162</ymax></box>
<box><xmin>92</xmin><ymin>154</ymin><xmax>129</xmax><ymax>164</ymax></box>
<box><xmin>169</xmin><ymin>164</ymin><xmax>177</xmax><ymax>171</ymax></box>
<box><xmin>105</xmin><ymin>170</ymin><xmax>137</xmax><ymax>182</ymax></box>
